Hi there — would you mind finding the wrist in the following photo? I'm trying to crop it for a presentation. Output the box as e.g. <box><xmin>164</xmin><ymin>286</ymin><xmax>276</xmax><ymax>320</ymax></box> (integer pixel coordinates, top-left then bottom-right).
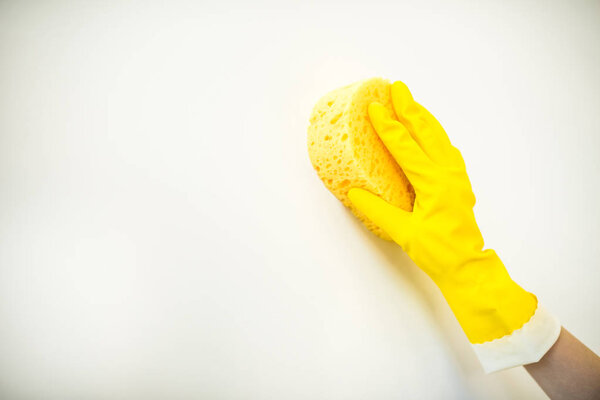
<box><xmin>434</xmin><ymin>249</ymin><xmax>537</xmax><ymax>344</ymax></box>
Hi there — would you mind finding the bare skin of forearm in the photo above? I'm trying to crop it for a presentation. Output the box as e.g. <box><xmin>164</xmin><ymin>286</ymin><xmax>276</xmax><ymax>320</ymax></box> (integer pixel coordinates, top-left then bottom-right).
<box><xmin>524</xmin><ymin>327</ymin><xmax>600</xmax><ymax>400</ymax></box>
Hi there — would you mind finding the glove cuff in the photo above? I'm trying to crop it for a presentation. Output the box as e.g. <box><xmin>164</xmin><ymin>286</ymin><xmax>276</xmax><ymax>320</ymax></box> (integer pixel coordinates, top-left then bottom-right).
<box><xmin>471</xmin><ymin>304</ymin><xmax>561</xmax><ymax>373</ymax></box>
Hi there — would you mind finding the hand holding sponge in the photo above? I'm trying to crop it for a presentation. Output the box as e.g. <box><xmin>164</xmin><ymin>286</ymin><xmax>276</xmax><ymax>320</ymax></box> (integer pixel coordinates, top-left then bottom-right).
<box><xmin>308</xmin><ymin>79</ymin><xmax>561</xmax><ymax>373</ymax></box>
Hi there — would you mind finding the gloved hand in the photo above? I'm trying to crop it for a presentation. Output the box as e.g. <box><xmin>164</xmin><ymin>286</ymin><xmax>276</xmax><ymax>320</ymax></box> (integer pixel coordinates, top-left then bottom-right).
<box><xmin>348</xmin><ymin>81</ymin><xmax>561</xmax><ymax>373</ymax></box>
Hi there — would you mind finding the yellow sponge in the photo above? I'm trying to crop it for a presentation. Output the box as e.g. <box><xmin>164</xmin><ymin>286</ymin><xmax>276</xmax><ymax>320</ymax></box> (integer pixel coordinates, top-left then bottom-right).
<box><xmin>307</xmin><ymin>78</ymin><xmax>415</xmax><ymax>240</ymax></box>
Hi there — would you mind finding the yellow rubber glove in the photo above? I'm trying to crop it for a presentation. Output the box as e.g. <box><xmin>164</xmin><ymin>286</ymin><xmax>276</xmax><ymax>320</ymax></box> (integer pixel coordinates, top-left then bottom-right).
<box><xmin>348</xmin><ymin>81</ymin><xmax>560</xmax><ymax>372</ymax></box>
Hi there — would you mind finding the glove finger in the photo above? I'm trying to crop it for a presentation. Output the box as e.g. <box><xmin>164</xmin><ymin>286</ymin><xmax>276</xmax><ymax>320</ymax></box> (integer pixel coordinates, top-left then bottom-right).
<box><xmin>348</xmin><ymin>187</ymin><xmax>412</xmax><ymax>246</ymax></box>
<box><xmin>368</xmin><ymin>102</ymin><xmax>434</xmax><ymax>191</ymax></box>
<box><xmin>391</xmin><ymin>81</ymin><xmax>458</xmax><ymax>167</ymax></box>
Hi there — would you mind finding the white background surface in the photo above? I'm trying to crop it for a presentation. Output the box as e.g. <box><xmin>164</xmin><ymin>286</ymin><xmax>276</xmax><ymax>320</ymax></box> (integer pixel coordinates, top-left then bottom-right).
<box><xmin>1</xmin><ymin>1</ymin><xmax>599</xmax><ymax>399</ymax></box>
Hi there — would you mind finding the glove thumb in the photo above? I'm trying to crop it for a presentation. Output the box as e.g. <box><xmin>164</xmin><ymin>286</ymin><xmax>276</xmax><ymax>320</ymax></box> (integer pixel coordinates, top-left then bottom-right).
<box><xmin>347</xmin><ymin>188</ymin><xmax>413</xmax><ymax>247</ymax></box>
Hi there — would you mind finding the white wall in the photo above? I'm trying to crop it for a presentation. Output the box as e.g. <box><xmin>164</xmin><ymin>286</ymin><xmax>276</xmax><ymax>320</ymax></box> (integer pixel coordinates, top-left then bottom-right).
<box><xmin>1</xmin><ymin>1</ymin><xmax>599</xmax><ymax>398</ymax></box>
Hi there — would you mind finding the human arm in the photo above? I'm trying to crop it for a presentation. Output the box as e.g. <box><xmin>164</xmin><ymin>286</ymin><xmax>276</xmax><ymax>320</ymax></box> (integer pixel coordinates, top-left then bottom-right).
<box><xmin>525</xmin><ymin>327</ymin><xmax>600</xmax><ymax>400</ymax></box>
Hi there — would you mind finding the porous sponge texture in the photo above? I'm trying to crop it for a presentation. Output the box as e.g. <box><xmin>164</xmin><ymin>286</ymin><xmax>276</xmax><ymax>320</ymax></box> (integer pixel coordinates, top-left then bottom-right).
<box><xmin>307</xmin><ymin>78</ymin><xmax>415</xmax><ymax>240</ymax></box>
